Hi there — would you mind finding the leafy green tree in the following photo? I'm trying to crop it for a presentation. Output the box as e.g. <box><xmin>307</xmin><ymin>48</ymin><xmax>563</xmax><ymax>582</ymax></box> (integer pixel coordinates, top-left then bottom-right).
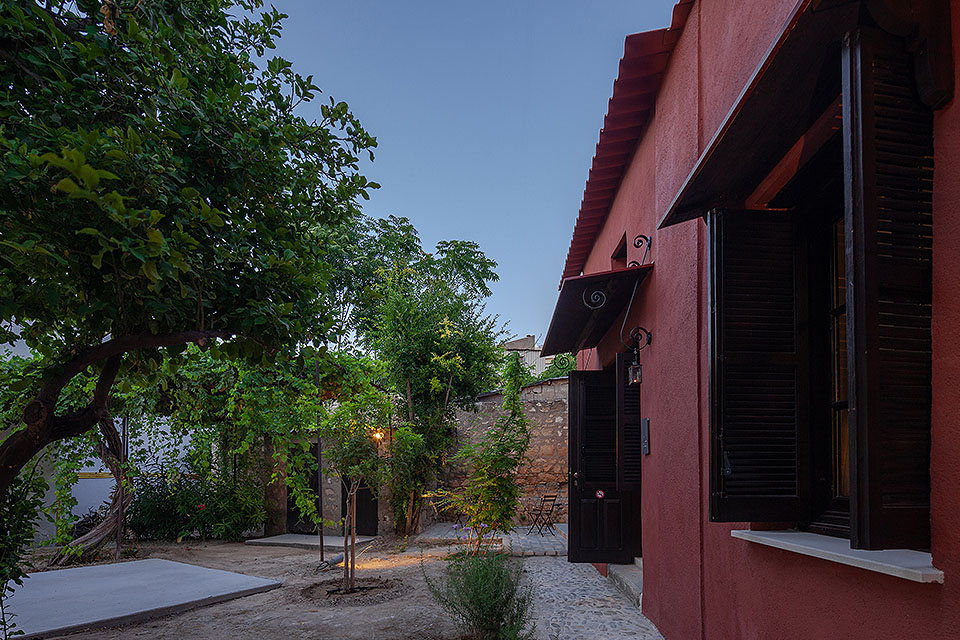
<box><xmin>0</xmin><ymin>0</ymin><xmax>376</xmax><ymax>494</ymax></box>
<box><xmin>356</xmin><ymin>217</ymin><xmax>502</xmax><ymax>534</ymax></box>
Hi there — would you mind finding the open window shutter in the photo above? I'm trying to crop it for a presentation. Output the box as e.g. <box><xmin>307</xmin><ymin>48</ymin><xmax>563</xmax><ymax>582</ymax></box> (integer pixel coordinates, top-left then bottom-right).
<box><xmin>709</xmin><ymin>209</ymin><xmax>809</xmax><ymax>522</ymax></box>
<box><xmin>616</xmin><ymin>351</ymin><xmax>642</xmax><ymax>492</ymax></box>
<box><xmin>843</xmin><ymin>28</ymin><xmax>933</xmax><ymax>550</ymax></box>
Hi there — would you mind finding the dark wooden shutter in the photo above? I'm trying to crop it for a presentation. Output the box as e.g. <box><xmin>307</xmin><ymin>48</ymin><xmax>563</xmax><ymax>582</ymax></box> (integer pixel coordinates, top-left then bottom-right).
<box><xmin>843</xmin><ymin>28</ymin><xmax>933</xmax><ymax>550</ymax></box>
<box><xmin>616</xmin><ymin>351</ymin><xmax>642</xmax><ymax>492</ymax></box>
<box><xmin>709</xmin><ymin>209</ymin><xmax>809</xmax><ymax>522</ymax></box>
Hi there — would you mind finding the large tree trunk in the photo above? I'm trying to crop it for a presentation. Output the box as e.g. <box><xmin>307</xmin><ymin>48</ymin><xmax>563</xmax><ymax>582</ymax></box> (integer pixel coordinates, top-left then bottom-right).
<box><xmin>0</xmin><ymin>356</ymin><xmax>123</xmax><ymax>497</ymax></box>
<box><xmin>0</xmin><ymin>331</ymin><xmax>235</xmax><ymax>497</ymax></box>
<box><xmin>50</xmin><ymin>415</ymin><xmax>131</xmax><ymax>566</ymax></box>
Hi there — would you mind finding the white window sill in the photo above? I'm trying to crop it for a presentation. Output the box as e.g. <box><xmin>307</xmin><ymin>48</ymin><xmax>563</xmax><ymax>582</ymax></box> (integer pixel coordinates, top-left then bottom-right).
<box><xmin>731</xmin><ymin>530</ymin><xmax>944</xmax><ymax>584</ymax></box>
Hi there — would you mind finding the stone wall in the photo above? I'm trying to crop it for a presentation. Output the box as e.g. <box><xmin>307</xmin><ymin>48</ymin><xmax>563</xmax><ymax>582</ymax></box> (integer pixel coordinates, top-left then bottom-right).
<box><xmin>445</xmin><ymin>377</ymin><xmax>568</xmax><ymax>524</ymax></box>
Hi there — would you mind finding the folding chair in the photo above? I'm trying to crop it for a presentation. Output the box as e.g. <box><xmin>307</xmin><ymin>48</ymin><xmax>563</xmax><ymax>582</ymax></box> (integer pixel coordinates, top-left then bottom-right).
<box><xmin>526</xmin><ymin>494</ymin><xmax>558</xmax><ymax>536</ymax></box>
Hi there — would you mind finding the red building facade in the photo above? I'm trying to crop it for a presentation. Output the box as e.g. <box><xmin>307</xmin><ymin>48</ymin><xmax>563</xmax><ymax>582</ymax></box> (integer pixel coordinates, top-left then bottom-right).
<box><xmin>543</xmin><ymin>1</ymin><xmax>960</xmax><ymax>638</ymax></box>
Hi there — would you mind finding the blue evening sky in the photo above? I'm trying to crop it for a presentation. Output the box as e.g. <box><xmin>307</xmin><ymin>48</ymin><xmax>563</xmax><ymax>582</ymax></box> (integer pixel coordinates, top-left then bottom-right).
<box><xmin>269</xmin><ymin>1</ymin><xmax>678</xmax><ymax>343</ymax></box>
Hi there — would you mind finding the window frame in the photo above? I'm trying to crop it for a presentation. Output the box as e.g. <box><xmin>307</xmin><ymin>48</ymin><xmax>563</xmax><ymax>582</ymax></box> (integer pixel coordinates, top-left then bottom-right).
<box><xmin>708</xmin><ymin>26</ymin><xmax>934</xmax><ymax>551</ymax></box>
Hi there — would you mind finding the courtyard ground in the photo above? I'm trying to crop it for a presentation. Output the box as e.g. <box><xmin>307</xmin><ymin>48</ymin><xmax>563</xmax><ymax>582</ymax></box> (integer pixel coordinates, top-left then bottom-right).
<box><xmin>28</xmin><ymin>537</ymin><xmax>661</xmax><ymax>640</ymax></box>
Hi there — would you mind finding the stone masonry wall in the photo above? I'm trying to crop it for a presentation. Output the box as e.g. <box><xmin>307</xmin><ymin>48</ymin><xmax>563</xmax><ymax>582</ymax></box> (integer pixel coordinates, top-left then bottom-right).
<box><xmin>445</xmin><ymin>377</ymin><xmax>568</xmax><ymax>524</ymax></box>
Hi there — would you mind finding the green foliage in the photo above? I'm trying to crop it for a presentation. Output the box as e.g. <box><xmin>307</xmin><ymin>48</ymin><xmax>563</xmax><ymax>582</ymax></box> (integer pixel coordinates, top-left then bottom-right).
<box><xmin>0</xmin><ymin>0</ymin><xmax>377</xmax><ymax>358</ymax></box>
<box><xmin>127</xmin><ymin>467</ymin><xmax>264</xmax><ymax>542</ymax></box>
<box><xmin>424</xmin><ymin>551</ymin><xmax>535</xmax><ymax>640</ymax></box>
<box><xmin>0</xmin><ymin>0</ymin><xmax>377</xmax><ymax>494</ymax></box>
<box><xmin>387</xmin><ymin>425</ymin><xmax>433</xmax><ymax>532</ymax></box>
<box><xmin>0</xmin><ymin>472</ymin><xmax>46</xmax><ymax>638</ymax></box>
<box><xmin>338</xmin><ymin>216</ymin><xmax>502</xmax><ymax>533</ymax></box>
<box><xmin>319</xmin><ymin>362</ymin><xmax>391</xmax><ymax>491</ymax></box>
<box><xmin>536</xmin><ymin>353</ymin><xmax>576</xmax><ymax>381</ymax></box>
<box><xmin>432</xmin><ymin>353</ymin><xmax>531</xmax><ymax>552</ymax></box>
<box><xmin>151</xmin><ymin>345</ymin><xmax>327</xmax><ymax>531</ymax></box>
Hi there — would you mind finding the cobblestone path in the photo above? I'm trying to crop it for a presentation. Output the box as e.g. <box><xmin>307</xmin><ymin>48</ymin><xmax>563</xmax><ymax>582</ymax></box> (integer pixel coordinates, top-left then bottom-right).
<box><xmin>417</xmin><ymin>522</ymin><xmax>567</xmax><ymax>556</ymax></box>
<box><xmin>522</xmin><ymin>556</ymin><xmax>663</xmax><ymax>640</ymax></box>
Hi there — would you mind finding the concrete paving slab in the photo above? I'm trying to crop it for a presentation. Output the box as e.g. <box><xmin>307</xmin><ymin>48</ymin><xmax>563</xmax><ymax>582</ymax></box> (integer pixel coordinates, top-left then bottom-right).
<box><xmin>7</xmin><ymin>558</ymin><xmax>280</xmax><ymax>639</ymax></box>
<box><xmin>245</xmin><ymin>533</ymin><xmax>373</xmax><ymax>551</ymax></box>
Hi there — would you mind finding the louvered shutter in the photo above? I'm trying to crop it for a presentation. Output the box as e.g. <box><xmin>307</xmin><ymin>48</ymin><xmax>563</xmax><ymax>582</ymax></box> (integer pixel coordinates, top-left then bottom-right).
<box><xmin>616</xmin><ymin>351</ymin><xmax>642</xmax><ymax>491</ymax></box>
<box><xmin>843</xmin><ymin>28</ymin><xmax>933</xmax><ymax>550</ymax></box>
<box><xmin>709</xmin><ymin>209</ymin><xmax>809</xmax><ymax>522</ymax></box>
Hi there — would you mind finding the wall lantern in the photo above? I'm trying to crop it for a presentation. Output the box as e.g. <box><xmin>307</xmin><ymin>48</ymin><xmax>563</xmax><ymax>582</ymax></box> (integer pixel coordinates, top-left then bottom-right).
<box><xmin>627</xmin><ymin>326</ymin><xmax>651</xmax><ymax>386</ymax></box>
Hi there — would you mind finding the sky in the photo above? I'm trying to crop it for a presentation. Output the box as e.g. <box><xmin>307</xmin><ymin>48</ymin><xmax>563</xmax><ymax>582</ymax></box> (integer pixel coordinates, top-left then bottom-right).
<box><xmin>269</xmin><ymin>0</ymin><xmax>679</xmax><ymax>343</ymax></box>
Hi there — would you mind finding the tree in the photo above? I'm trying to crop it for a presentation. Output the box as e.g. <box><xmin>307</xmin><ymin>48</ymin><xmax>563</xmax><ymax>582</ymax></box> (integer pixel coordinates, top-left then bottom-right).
<box><xmin>356</xmin><ymin>217</ymin><xmax>502</xmax><ymax>534</ymax></box>
<box><xmin>319</xmin><ymin>359</ymin><xmax>390</xmax><ymax>592</ymax></box>
<box><xmin>0</xmin><ymin>0</ymin><xmax>377</xmax><ymax>495</ymax></box>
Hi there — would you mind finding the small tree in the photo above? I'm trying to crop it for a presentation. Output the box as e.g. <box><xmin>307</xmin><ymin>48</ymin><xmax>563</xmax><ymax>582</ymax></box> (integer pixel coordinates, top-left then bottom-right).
<box><xmin>433</xmin><ymin>353</ymin><xmax>531</xmax><ymax>554</ymax></box>
<box><xmin>320</xmin><ymin>380</ymin><xmax>390</xmax><ymax>591</ymax></box>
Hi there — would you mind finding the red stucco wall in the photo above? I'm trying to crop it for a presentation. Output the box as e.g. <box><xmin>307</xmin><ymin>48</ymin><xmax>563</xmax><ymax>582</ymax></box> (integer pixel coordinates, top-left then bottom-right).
<box><xmin>573</xmin><ymin>1</ymin><xmax>960</xmax><ymax>638</ymax></box>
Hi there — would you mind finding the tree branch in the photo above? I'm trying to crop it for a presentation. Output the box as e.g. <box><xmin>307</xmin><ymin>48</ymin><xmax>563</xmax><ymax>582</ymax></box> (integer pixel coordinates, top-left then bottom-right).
<box><xmin>34</xmin><ymin>330</ymin><xmax>239</xmax><ymax>410</ymax></box>
<box><xmin>0</xmin><ymin>49</ymin><xmax>48</xmax><ymax>89</ymax></box>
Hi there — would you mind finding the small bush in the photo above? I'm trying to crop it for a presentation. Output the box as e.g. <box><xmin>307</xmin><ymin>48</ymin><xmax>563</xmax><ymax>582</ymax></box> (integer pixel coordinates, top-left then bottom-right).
<box><xmin>127</xmin><ymin>472</ymin><xmax>264</xmax><ymax>542</ymax></box>
<box><xmin>425</xmin><ymin>551</ymin><xmax>535</xmax><ymax>640</ymax></box>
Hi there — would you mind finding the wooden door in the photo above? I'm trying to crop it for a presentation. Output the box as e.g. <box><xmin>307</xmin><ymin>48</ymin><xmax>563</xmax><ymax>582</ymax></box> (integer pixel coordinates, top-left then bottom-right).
<box><xmin>341</xmin><ymin>484</ymin><xmax>379</xmax><ymax>536</ymax></box>
<box><xmin>568</xmin><ymin>367</ymin><xmax>641</xmax><ymax>564</ymax></box>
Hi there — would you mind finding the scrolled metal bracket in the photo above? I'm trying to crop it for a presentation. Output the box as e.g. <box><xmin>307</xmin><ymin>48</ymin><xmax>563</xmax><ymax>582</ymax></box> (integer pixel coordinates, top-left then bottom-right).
<box><xmin>553</xmin><ymin>353</ymin><xmax>573</xmax><ymax>370</ymax></box>
<box><xmin>582</xmin><ymin>288</ymin><xmax>606</xmax><ymax>310</ymax></box>
<box><xmin>630</xmin><ymin>326</ymin><xmax>652</xmax><ymax>351</ymax></box>
<box><xmin>633</xmin><ymin>234</ymin><xmax>652</xmax><ymax>266</ymax></box>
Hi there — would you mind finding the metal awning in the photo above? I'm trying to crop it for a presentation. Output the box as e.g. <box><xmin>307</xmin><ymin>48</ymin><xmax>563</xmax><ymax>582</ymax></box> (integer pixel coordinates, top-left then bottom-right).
<box><xmin>541</xmin><ymin>264</ymin><xmax>653</xmax><ymax>357</ymax></box>
<box><xmin>657</xmin><ymin>0</ymin><xmax>859</xmax><ymax>228</ymax></box>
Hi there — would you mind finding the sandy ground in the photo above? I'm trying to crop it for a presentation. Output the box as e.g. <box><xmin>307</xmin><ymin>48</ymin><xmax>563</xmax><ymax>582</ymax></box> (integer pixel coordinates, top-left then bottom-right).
<box><xmin>38</xmin><ymin>539</ymin><xmax>461</xmax><ymax>640</ymax></box>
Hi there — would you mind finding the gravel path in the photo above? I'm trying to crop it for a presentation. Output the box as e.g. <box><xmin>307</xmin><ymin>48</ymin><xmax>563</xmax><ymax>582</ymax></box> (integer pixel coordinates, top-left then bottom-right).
<box><xmin>523</xmin><ymin>557</ymin><xmax>664</xmax><ymax>640</ymax></box>
<box><xmin>27</xmin><ymin>540</ymin><xmax>661</xmax><ymax>639</ymax></box>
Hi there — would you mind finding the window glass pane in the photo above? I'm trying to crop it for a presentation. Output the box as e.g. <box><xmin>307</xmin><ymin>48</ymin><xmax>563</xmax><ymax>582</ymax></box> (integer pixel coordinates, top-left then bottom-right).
<box><xmin>833</xmin><ymin>408</ymin><xmax>850</xmax><ymax>498</ymax></box>
<box><xmin>831</xmin><ymin>218</ymin><xmax>850</xmax><ymax>499</ymax></box>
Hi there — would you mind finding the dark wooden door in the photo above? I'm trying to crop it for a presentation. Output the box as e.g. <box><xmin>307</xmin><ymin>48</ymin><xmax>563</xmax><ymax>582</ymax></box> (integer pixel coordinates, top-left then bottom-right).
<box><xmin>341</xmin><ymin>484</ymin><xmax>379</xmax><ymax>537</ymax></box>
<box><xmin>568</xmin><ymin>368</ymin><xmax>641</xmax><ymax>564</ymax></box>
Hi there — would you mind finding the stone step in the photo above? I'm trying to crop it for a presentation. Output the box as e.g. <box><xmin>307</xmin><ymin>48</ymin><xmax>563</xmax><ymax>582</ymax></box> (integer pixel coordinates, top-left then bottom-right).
<box><xmin>607</xmin><ymin>561</ymin><xmax>643</xmax><ymax>610</ymax></box>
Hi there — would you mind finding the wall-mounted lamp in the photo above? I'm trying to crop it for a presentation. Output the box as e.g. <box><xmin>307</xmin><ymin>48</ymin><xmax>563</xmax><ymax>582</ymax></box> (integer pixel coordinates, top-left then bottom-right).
<box><xmin>627</xmin><ymin>326</ymin><xmax>651</xmax><ymax>386</ymax></box>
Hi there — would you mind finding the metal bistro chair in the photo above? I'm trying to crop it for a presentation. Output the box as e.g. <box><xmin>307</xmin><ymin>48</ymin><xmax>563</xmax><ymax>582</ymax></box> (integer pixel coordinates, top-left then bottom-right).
<box><xmin>526</xmin><ymin>494</ymin><xmax>558</xmax><ymax>536</ymax></box>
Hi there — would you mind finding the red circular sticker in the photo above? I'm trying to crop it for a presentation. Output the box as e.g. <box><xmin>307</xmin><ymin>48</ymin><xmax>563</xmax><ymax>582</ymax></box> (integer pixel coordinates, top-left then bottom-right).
<box><xmin>595</xmin><ymin>489</ymin><xmax>605</xmax><ymax>499</ymax></box>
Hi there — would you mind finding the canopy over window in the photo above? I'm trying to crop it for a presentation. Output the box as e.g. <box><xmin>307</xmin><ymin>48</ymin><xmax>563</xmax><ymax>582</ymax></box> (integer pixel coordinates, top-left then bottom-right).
<box><xmin>541</xmin><ymin>264</ymin><xmax>653</xmax><ymax>357</ymax></box>
<box><xmin>658</xmin><ymin>0</ymin><xmax>860</xmax><ymax>229</ymax></box>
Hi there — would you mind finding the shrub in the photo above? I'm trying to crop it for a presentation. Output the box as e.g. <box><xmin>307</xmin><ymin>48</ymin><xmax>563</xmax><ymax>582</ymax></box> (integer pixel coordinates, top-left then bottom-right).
<box><xmin>425</xmin><ymin>551</ymin><xmax>535</xmax><ymax>640</ymax></box>
<box><xmin>127</xmin><ymin>471</ymin><xmax>264</xmax><ymax>542</ymax></box>
<box><xmin>0</xmin><ymin>473</ymin><xmax>46</xmax><ymax>639</ymax></box>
